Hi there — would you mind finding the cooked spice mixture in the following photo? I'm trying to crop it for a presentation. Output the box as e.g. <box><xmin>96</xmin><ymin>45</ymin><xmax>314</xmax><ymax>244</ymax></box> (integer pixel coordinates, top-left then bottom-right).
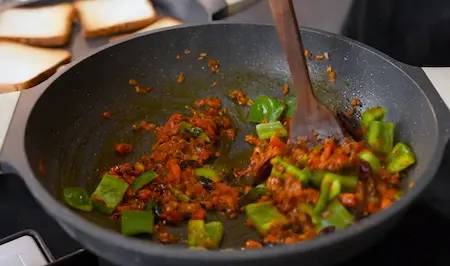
<box><xmin>63</xmin><ymin>56</ymin><xmax>416</xmax><ymax>250</ymax></box>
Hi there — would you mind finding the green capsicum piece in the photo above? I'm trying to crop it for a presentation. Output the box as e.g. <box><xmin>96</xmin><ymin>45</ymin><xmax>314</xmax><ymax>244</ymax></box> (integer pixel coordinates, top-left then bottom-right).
<box><xmin>238</xmin><ymin>184</ymin><xmax>267</xmax><ymax>207</ymax></box>
<box><xmin>132</xmin><ymin>170</ymin><xmax>158</xmax><ymax>192</ymax></box>
<box><xmin>195</xmin><ymin>167</ymin><xmax>221</xmax><ymax>182</ymax></box>
<box><xmin>179</xmin><ymin>121</ymin><xmax>210</xmax><ymax>142</ymax></box>
<box><xmin>245</xmin><ymin>202</ymin><xmax>288</xmax><ymax>234</ymax></box>
<box><xmin>255</xmin><ymin>121</ymin><xmax>288</xmax><ymax>140</ymax></box>
<box><xmin>63</xmin><ymin>187</ymin><xmax>93</xmax><ymax>212</ymax></box>
<box><xmin>121</xmin><ymin>210</ymin><xmax>154</xmax><ymax>236</ymax></box>
<box><xmin>91</xmin><ymin>173</ymin><xmax>129</xmax><ymax>214</ymax></box>
<box><xmin>361</xmin><ymin>106</ymin><xmax>387</xmax><ymax>128</ymax></box>
<box><xmin>270</xmin><ymin>157</ymin><xmax>310</xmax><ymax>183</ymax></box>
<box><xmin>367</xmin><ymin>121</ymin><xmax>395</xmax><ymax>153</ymax></box>
<box><xmin>204</xmin><ymin>221</ymin><xmax>224</xmax><ymax>249</ymax></box>
<box><xmin>318</xmin><ymin>200</ymin><xmax>354</xmax><ymax>230</ymax></box>
<box><xmin>358</xmin><ymin>151</ymin><xmax>381</xmax><ymax>171</ymax></box>
<box><xmin>284</xmin><ymin>96</ymin><xmax>296</xmax><ymax>117</ymax></box>
<box><xmin>188</xmin><ymin>220</ymin><xmax>224</xmax><ymax>249</ymax></box>
<box><xmin>248</xmin><ymin>95</ymin><xmax>285</xmax><ymax>123</ymax></box>
<box><xmin>386</xmin><ymin>142</ymin><xmax>416</xmax><ymax>173</ymax></box>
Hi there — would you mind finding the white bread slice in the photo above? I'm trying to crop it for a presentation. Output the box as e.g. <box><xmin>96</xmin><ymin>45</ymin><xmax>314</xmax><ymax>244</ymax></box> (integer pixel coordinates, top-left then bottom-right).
<box><xmin>109</xmin><ymin>17</ymin><xmax>182</xmax><ymax>42</ymax></box>
<box><xmin>0</xmin><ymin>41</ymin><xmax>71</xmax><ymax>93</ymax></box>
<box><xmin>75</xmin><ymin>0</ymin><xmax>158</xmax><ymax>38</ymax></box>
<box><xmin>0</xmin><ymin>3</ymin><xmax>75</xmax><ymax>47</ymax></box>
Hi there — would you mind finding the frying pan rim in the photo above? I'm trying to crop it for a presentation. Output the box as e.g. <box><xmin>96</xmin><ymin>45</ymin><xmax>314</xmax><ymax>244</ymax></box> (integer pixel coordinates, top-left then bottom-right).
<box><xmin>23</xmin><ymin>22</ymin><xmax>442</xmax><ymax>261</ymax></box>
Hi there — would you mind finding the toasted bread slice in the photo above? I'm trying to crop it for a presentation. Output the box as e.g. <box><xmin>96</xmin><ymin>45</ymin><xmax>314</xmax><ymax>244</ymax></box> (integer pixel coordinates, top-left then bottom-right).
<box><xmin>75</xmin><ymin>0</ymin><xmax>158</xmax><ymax>38</ymax></box>
<box><xmin>0</xmin><ymin>41</ymin><xmax>71</xmax><ymax>93</ymax></box>
<box><xmin>110</xmin><ymin>16</ymin><xmax>183</xmax><ymax>42</ymax></box>
<box><xmin>0</xmin><ymin>3</ymin><xmax>75</xmax><ymax>47</ymax></box>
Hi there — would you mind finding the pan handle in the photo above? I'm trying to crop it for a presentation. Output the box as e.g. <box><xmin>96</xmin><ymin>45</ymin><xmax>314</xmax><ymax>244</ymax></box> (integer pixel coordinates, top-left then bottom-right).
<box><xmin>197</xmin><ymin>0</ymin><xmax>264</xmax><ymax>20</ymax></box>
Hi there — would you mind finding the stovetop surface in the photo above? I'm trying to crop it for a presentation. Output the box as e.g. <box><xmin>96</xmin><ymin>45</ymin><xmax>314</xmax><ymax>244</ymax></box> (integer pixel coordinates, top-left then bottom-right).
<box><xmin>2</xmin><ymin>168</ymin><xmax>450</xmax><ymax>266</ymax></box>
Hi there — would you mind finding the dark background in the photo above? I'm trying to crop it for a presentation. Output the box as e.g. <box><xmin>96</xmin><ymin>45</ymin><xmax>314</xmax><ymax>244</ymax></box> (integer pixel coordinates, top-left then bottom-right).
<box><xmin>226</xmin><ymin>0</ymin><xmax>450</xmax><ymax>66</ymax></box>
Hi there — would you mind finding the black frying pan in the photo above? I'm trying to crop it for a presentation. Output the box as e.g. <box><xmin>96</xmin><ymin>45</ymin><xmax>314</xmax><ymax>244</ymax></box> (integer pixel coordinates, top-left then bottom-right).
<box><xmin>1</xmin><ymin>23</ymin><xmax>449</xmax><ymax>266</ymax></box>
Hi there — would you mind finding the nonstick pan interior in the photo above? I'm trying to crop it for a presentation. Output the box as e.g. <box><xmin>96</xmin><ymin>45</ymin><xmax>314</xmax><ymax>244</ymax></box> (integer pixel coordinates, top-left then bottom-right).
<box><xmin>24</xmin><ymin>24</ymin><xmax>440</xmax><ymax>249</ymax></box>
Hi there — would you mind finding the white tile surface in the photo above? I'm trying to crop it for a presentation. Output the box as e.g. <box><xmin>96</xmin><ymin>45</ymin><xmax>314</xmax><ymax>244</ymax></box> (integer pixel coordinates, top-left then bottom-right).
<box><xmin>0</xmin><ymin>235</ymin><xmax>48</xmax><ymax>266</ymax></box>
<box><xmin>422</xmin><ymin>67</ymin><xmax>450</xmax><ymax>109</ymax></box>
<box><xmin>0</xmin><ymin>91</ymin><xmax>20</xmax><ymax>152</ymax></box>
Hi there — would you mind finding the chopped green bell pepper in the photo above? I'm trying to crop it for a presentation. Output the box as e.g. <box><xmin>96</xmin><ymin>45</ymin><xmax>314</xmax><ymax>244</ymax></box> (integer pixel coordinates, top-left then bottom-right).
<box><xmin>132</xmin><ymin>170</ymin><xmax>157</xmax><ymax>192</ymax></box>
<box><xmin>284</xmin><ymin>96</ymin><xmax>296</xmax><ymax>117</ymax></box>
<box><xmin>255</xmin><ymin>121</ymin><xmax>288</xmax><ymax>140</ymax></box>
<box><xmin>270</xmin><ymin>157</ymin><xmax>310</xmax><ymax>183</ymax></box>
<box><xmin>248</xmin><ymin>95</ymin><xmax>285</xmax><ymax>123</ymax></box>
<box><xmin>318</xmin><ymin>200</ymin><xmax>354</xmax><ymax>230</ymax></box>
<box><xmin>245</xmin><ymin>202</ymin><xmax>288</xmax><ymax>234</ymax></box>
<box><xmin>188</xmin><ymin>220</ymin><xmax>224</xmax><ymax>249</ymax></box>
<box><xmin>386</xmin><ymin>142</ymin><xmax>416</xmax><ymax>173</ymax></box>
<box><xmin>91</xmin><ymin>173</ymin><xmax>129</xmax><ymax>214</ymax></box>
<box><xmin>204</xmin><ymin>221</ymin><xmax>224</xmax><ymax>249</ymax></box>
<box><xmin>361</xmin><ymin>106</ymin><xmax>387</xmax><ymax>128</ymax></box>
<box><xmin>121</xmin><ymin>210</ymin><xmax>154</xmax><ymax>236</ymax></box>
<box><xmin>180</xmin><ymin>121</ymin><xmax>210</xmax><ymax>142</ymax></box>
<box><xmin>238</xmin><ymin>184</ymin><xmax>267</xmax><ymax>207</ymax></box>
<box><xmin>195</xmin><ymin>167</ymin><xmax>221</xmax><ymax>182</ymax></box>
<box><xmin>367</xmin><ymin>121</ymin><xmax>395</xmax><ymax>153</ymax></box>
<box><xmin>358</xmin><ymin>151</ymin><xmax>381</xmax><ymax>171</ymax></box>
<box><xmin>63</xmin><ymin>187</ymin><xmax>93</xmax><ymax>212</ymax></box>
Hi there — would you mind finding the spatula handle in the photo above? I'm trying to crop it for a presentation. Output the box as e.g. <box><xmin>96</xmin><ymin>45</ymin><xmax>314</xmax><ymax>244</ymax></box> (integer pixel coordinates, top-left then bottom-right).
<box><xmin>268</xmin><ymin>0</ymin><xmax>315</xmax><ymax>107</ymax></box>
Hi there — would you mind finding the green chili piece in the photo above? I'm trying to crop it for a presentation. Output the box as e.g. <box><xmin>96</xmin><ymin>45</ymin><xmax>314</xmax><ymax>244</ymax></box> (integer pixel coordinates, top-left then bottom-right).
<box><xmin>169</xmin><ymin>186</ymin><xmax>190</xmax><ymax>202</ymax></box>
<box><xmin>248</xmin><ymin>95</ymin><xmax>285</xmax><ymax>123</ymax></box>
<box><xmin>121</xmin><ymin>210</ymin><xmax>154</xmax><ymax>236</ymax></box>
<box><xmin>361</xmin><ymin>106</ymin><xmax>387</xmax><ymax>128</ymax></box>
<box><xmin>245</xmin><ymin>202</ymin><xmax>288</xmax><ymax>234</ymax></box>
<box><xmin>314</xmin><ymin>176</ymin><xmax>332</xmax><ymax>214</ymax></box>
<box><xmin>238</xmin><ymin>184</ymin><xmax>267</xmax><ymax>207</ymax></box>
<box><xmin>91</xmin><ymin>173</ymin><xmax>129</xmax><ymax>214</ymax></box>
<box><xmin>195</xmin><ymin>168</ymin><xmax>221</xmax><ymax>182</ymax></box>
<box><xmin>329</xmin><ymin>180</ymin><xmax>341</xmax><ymax>200</ymax></box>
<box><xmin>188</xmin><ymin>220</ymin><xmax>224</xmax><ymax>249</ymax></box>
<box><xmin>367</xmin><ymin>121</ymin><xmax>395</xmax><ymax>153</ymax></box>
<box><xmin>309</xmin><ymin>170</ymin><xmax>326</xmax><ymax>188</ymax></box>
<box><xmin>204</xmin><ymin>221</ymin><xmax>224</xmax><ymax>249</ymax></box>
<box><xmin>310</xmin><ymin>172</ymin><xmax>357</xmax><ymax>192</ymax></box>
<box><xmin>297</xmin><ymin>203</ymin><xmax>321</xmax><ymax>224</ymax></box>
<box><xmin>358</xmin><ymin>151</ymin><xmax>381</xmax><ymax>171</ymax></box>
<box><xmin>179</xmin><ymin>121</ymin><xmax>210</xmax><ymax>142</ymax></box>
<box><xmin>270</xmin><ymin>166</ymin><xmax>283</xmax><ymax>178</ymax></box>
<box><xmin>318</xmin><ymin>200</ymin><xmax>354</xmax><ymax>230</ymax></box>
<box><xmin>255</xmin><ymin>121</ymin><xmax>288</xmax><ymax>140</ymax></box>
<box><xmin>270</xmin><ymin>156</ymin><xmax>309</xmax><ymax>183</ymax></box>
<box><xmin>63</xmin><ymin>187</ymin><xmax>93</xmax><ymax>212</ymax></box>
<box><xmin>132</xmin><ymin>170</ymin><xmax>158</xmax><ymax>192</ymax></box>
<box><xmin>284</xmin><ymin>96</ymin><xmax>296</xmax><ymax>117</ymax></box>
<box><xmin>386</xmin><ymin>142</ymin><xmax>416</xmax><ymax>173</ymax></box>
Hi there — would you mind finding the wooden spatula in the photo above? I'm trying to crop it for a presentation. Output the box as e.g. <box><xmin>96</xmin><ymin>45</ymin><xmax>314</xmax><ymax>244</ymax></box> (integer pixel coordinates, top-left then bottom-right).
<box><xmin>269</xmin><ymin>0</ymin><xmax>344</xmax><ymax>142</ymax></box>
